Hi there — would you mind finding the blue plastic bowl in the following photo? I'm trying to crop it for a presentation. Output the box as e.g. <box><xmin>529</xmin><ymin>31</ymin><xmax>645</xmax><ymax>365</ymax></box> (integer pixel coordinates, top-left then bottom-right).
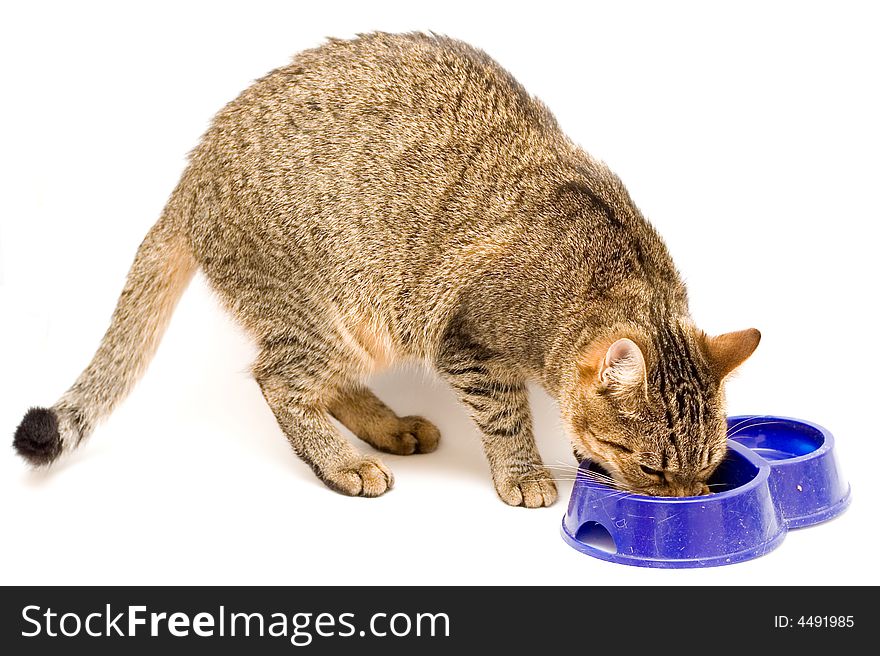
<box><xmin>561</xmin><ymin>415</ymin><xmax>850</xmax><ymax>568</ymax></box>
<box><xmin>726</xmin><ymin>415</ymin><xmax>851</xmax><ymax>528</ymax></box>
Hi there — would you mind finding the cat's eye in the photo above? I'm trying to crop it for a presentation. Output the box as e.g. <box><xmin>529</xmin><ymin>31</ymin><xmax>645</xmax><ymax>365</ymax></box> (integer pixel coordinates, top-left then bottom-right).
<box><xmin>597</xmin><ymin>438</ymin><xmax>633</xmax><ymax>454</ymax></box>
<box><xmin>640</xmin><ymin>464</ymin><xmax>663</xmax><ymax>478</ymax></box>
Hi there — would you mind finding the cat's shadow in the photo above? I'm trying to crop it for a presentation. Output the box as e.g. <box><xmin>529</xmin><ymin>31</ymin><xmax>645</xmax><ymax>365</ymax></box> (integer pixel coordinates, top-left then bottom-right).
<box><xmin>20</xmin><ymin>441</ymin><xmax>112</xmax><ymax>487</ymax></box>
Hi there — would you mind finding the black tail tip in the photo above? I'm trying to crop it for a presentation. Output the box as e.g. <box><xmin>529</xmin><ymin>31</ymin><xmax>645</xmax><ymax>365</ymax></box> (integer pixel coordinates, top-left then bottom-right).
<box><xmin>13</xmin><ymin>407</ymin><xmax>62</xmax><ymax>466</ymax></box>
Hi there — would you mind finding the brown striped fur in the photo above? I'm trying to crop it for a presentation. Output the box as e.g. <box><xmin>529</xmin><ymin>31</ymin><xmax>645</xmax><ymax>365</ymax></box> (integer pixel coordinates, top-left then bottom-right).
<box><xmin>13</xmin><ymin>33</ymin><xmax>760</xmax><ymax>503</ymax></box>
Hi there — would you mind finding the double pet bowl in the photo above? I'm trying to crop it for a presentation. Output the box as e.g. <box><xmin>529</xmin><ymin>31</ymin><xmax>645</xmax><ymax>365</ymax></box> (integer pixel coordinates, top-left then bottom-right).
<box><xmin>561</xmin><ymin>416</ymin><xmax>851</xmax><ymax>568</ymax></box>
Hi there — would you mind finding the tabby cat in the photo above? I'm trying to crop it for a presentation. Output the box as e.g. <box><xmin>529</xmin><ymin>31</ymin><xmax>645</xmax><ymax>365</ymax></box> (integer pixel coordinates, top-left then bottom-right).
<box><xmin>13</xmin><ymin>33</ymin><xmax>760</xmax><ymax>505</ymax></box>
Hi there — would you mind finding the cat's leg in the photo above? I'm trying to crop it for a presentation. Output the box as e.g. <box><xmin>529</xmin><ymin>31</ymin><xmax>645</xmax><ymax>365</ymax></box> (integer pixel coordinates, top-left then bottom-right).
<box><xmin>327</xmin><ymin>384</ymin><xmax>441</xmax><ymax>455</ymax></box>
<box><xmin>436</xmin><ymin>342</ymin><xmax>557</xmax><ymax>508</ymax></box>
<box><xmin>253</xmin><ymin>341</ymin><xmax>394</xmax><ymax>497</ymax></box>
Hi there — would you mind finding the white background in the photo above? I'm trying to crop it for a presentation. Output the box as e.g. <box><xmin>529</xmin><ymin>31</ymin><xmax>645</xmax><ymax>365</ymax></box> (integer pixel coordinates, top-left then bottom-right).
<box><xmin>1</xmin><ymin>1</ymin><xmax>878</xmax><ymax>586</ymax></box>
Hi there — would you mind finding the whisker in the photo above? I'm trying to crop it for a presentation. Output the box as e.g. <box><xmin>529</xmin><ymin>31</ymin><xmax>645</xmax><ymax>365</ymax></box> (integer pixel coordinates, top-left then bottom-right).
<box><xmin>506</xmin><ymin>458</ymin><xmax>628</xmax><ymax>490</ymax></box>
<box><xmin>726</xmin><ymin>419</ymin><xmax>786</xmax><ymax>440</ymax></box>
<box><xmin>598</xmin><ymin>489</ymin><xmax>637</xmax><ymax>501</ymax></box>
<box><xmin>725</xmin><ymin>416</ymin><xmax>760</xmax><ymax>435</ymax></box>
<box><xmin>578</xmin><ymin>477</ymin><xmax>628</xmax><ymax>492</ymax></box>
<box><xmin>579</xmin><ymin>471</ymin><xmax>617</xmax><ymax>482</ymax></box>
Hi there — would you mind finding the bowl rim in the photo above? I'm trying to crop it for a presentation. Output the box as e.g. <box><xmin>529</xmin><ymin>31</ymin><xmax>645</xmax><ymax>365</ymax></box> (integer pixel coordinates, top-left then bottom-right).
<box><xmin>573</xmin><ymin>440</ymin><xmax>769</xmax><ymax>504</ymax></box>
<box><xmin>726</xmin><ymin>414</ymin><xmax>834</xmax><ymax>466</ymax></box>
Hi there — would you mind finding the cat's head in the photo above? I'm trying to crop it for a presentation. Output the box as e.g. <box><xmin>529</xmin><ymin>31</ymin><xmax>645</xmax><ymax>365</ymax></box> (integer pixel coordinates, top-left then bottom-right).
<box><xmin>562</xmin><ymin>321</ymin><xmax>760</xmax><ymax>497</ymax></box>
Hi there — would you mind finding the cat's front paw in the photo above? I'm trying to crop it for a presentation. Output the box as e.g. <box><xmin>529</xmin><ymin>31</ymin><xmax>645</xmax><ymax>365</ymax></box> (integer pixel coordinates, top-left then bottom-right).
<box><xmin>324</xmin><ymin>455</ymin><xmax>394</xmax><ymax>497</ymax></box>
<box><xmin>494</xmin><ymin>468</ymin><xmax>558</xmax><ymax>508</ymax></box>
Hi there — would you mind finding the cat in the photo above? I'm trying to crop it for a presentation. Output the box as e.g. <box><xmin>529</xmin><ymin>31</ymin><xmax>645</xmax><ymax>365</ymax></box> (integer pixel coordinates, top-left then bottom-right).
<box><xmin>13</xmin><ymin>32</ymin><xmax>760</xmax><ymax>505</ymax></box>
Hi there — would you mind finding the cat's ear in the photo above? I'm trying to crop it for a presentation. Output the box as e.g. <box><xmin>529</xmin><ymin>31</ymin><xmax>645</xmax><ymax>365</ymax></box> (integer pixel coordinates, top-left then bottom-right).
<box><xmin>578</xmin><ymin>336</ymin><xmax>648</xmax><ymax>399</ymax></box>
<box><xmin>597</xmin><ymin>338</ymin><xmax>647</xmax><ymax>393</ymax></box>
<box><xmin>701</xmin><ymin>328</ymin><xmax>761</xmax><ymax>379</ymax></box>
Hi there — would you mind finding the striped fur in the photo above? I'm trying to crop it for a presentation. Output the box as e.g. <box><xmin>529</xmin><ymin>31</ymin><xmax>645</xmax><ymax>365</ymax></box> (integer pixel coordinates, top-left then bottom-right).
<box><xmin>13</xmin><ymin>33</ymin><xmax>759</xmax><ymax>504</ymax></box>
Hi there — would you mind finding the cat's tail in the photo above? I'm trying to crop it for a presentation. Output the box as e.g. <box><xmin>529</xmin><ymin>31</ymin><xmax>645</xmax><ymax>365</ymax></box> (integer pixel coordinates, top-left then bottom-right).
<box><xmin>13</xmin><ymin>200</ymin><xmax>197</xmax><ymax>466</ymax></box>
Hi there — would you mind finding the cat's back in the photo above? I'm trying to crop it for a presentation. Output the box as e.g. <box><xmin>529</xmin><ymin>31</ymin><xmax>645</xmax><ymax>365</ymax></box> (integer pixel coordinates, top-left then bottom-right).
<box><xmin>266</xmin><ymin>31</ymin><xmax>551</xmax><ymax>131</ymax></box>
<box><xmin>191</xmin><ymin>32</ymin><xmax>571</xmax><ymax>285</ymax></box>
<box><xmin>199</xmin><ymin>32</ymin><xmax>563</xmax><ymax>188</ymax></box>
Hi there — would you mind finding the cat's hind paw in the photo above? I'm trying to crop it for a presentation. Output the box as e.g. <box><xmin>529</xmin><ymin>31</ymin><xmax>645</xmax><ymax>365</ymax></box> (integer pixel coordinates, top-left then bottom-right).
<box><xmin>395</xmin><ymin>415</ymin><xmax>440</xmax><ymax>454</ymax></box>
